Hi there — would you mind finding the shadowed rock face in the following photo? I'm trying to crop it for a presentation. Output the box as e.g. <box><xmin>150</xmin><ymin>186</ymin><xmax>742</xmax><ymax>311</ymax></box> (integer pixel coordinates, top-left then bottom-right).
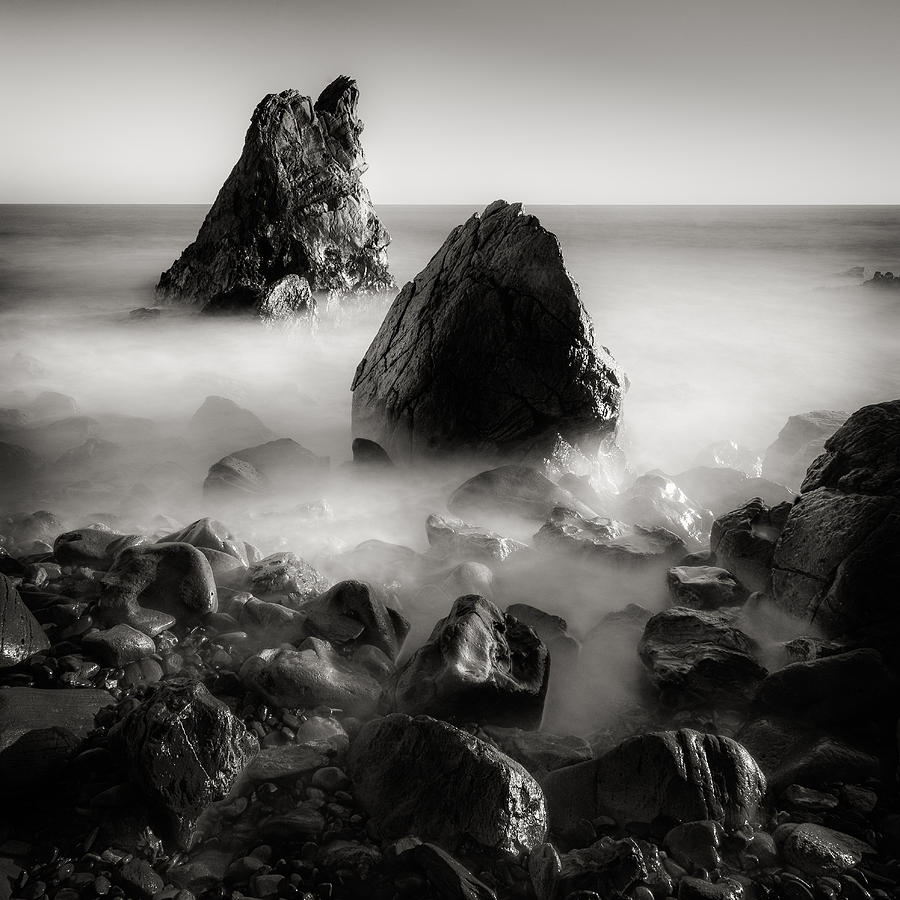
<box><xmin>771</xmin><ymin>399</ymin><xmax>900</xmax><ymax>638</ymax></box>
<box><xmin>351</xmin><ymin>200</ymin><xmax>625</xmax><ymax>463</ymax></box>
<box><xmin>157</xmin><ymin>76</ymin><xmax>394</xmax><ymax>308</ymax></box>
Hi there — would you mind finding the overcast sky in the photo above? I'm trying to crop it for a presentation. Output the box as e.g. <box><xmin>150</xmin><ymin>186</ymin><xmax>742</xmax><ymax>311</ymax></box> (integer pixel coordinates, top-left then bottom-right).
<box><xmin>2</xmin><ymin>0</ymin><xmax>898</xmax><ymax>204</ymax></box>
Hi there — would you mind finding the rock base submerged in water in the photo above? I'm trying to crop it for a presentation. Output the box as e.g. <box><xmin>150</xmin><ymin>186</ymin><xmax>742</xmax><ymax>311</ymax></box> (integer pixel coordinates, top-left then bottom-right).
<box><xmin>351</xmin><ymin>201</ymin><xmax>625</xmax><ymax>463</ymax></box>
<box><xmin>157</xmin><ymin>76</ymin><xmax>394</xmax><ymax>312</ymax></box>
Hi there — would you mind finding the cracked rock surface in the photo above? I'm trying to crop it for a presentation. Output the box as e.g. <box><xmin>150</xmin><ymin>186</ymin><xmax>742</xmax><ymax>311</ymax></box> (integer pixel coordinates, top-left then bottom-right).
<box><xmin>351</xmin><ymin>200</ymin><xmax>624</xmax><ymax>463</ymax></box>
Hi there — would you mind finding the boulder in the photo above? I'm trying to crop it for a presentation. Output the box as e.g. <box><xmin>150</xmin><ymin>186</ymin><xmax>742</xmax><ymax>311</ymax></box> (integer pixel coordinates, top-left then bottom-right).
<box><xmin>248</xmin><ymin>551</ymin><xmax>327</xmax><ymax>603</ymax></box>
<box><xmin>351</xmin><ymin>437</ymin><xmax>393</xmax><ymax>468</ymax></box>
<box><xmin>673</xmin><ymin>466</ymin><xmax>794</xmax><ymax>517</ymax></box>
<box><xmin>535</xmin><ymin>506</ymin><xmax>686</xmax><ymax>568</ymax></box>
<box><xmin>53</xmin><ymin>528</ymin><xmax>144</xmax><ymax>569</ymax></box>
<box><xmin>82</xmin><ymin>623</ymin><xmax>157</xmax><ymax>667</ymax></box>
<box><xmin>542</xmin><ymin>729</ymin><xmax>765</xmax><ymax>835</ymax></box>
<box><xmin>203</xmin><ymin>274</ymin><xmax>317</xmax><ymax>321</ymax></box>
<box><xmin>111</xmin><ymin>679</ymin><xmax>258</xmax><ymax>847</ymax></box>
<box><xmin>351</xmin><ymin>201</ymin><xmax>624</xmax><ymax>463</ymax></box>
<box><xmin>638</xmin><ymin>607</ymin><xmax>766</xmax><ymax>708</ymax></box>
<box><xmin>710</xmin><ymin>497</ymin><xmax>792</xmax><ymax>593</ymax></box>
<box><xmin>558</xmin><ymin>837</ymin><xmax>673</xmax><ymax>900</ymax></box>
<box><xmin>386</xmin><ymin>595</ymin><xmax>549</xmax><ymax>729</ymax></box>
<box><xmin>763</xmin><ymin>410</ymin><xmax>848</xmax><ymax>490</ymax></box>
<box><xmin>774</xmin><ymin>823</ymin><xmax>874</xmax><ymax>877</ymax></box>
<box><xmin>0</xmin><ymin>686</ymin><xmax>114</xmax><ymax>753</ymax></box>
<box><xmin>348</xmin><ymin>713</ymin><xmax>548</xmax><ymax>854</ymax></box>
<box><xmin>771</xmin><ymin>399</ymin><xmax>900</xmax><ymax>638</ymax></box>
<box><xmin>302</xmin><ymin>579</ymin><xmax>409</xmax><ymax>660</ymax></box>
<box><xmin>0</xmin><ymin>574</ymin><xmax>50</xmax><ymax>667</ymax></box>
<box><xmin>618</xmin><ymin>473</ymin><xmax>712</xmax><ymax>548</ymax></box>
<box><xmin>204</xmin><ymin>438</ymin><xmax>328</xmax><ymax>498</ymax></box>
<box><xmin>448</xmin><ymin>465</ymin><xmax>597</xmax><ymax>524</ymax></box>
<box><xmin>425</xmin><ymin>514</ymin><xmax>528</xmax><ymax>564</ymax></box>
<box><xmin>665</xmin><ymin>566</ymin><xmax>747</xmax><ymax>610</ymax></box>
<box><xmin>240</xmin><ymin>638</ymin><xmax>383</xmax><ymax>715</ymax></box>
<box><xmin>187</xmin><ymin>397</ymin><xmax>273</xmax><ymax>452</ymax></box>
<box><xmin>236</xmin><ymin>596</ymin><xmax>307</xmax><ymax>641</ymax></box>
<box><xmin>755</xmin><ymin>648</ymin><xmax>896</xmax><ymax>727</ymax></box>
<box><xmin>480</xmin><ymin>726</ymin><xmax>592</xmax><ymax>781</ymax></box>
<box><xmin>157</xmin><ymin>77</ymin><xmax>393</xmax><ymax>307</ymax></box>
<box><xmin>100</xmin><ymin>542</ymin><xmax>217</xmax><ymax>627</ymax></box>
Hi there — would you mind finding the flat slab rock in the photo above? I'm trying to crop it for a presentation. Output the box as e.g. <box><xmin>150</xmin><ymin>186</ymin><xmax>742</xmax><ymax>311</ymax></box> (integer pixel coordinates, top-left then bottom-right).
<box><xmin>348</xmin><ymin>713</ymin><xmax>548</xmax><ymax>854</ymax></box>
<box><xmin>351</xmin><ymin>201</ymin><xmax>624</xmax><ymax>463</ymax></box>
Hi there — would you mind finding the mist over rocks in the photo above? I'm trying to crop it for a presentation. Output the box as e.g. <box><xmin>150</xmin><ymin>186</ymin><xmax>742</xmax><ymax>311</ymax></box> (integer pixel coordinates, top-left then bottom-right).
<box><xmin>157</xmin><ymin>76</ymin><xmax>394</xmax><ymax>312</ymax></box>
<box><xmin>351</xmin><ymin>200</ymin><xmax>625</xmax><ymax>464</ymax></box>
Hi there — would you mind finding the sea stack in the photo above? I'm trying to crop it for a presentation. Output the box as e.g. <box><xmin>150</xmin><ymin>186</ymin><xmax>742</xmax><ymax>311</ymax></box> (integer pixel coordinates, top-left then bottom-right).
<box><xmin>157</xmin><ymin>76</ymin><xmax>395</xmax><ymax>315</ymax></box>
<box><xmin>351</xmin><ymin>200</ymin><xmax>625</xmax><ymax>463</ymax></box>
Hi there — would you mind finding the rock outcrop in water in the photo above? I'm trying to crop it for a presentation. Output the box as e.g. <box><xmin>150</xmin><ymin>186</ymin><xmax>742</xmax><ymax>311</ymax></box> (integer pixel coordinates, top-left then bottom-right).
<box><xmin>351</xmin><ymin>201</ymin><xmax>625</xmax><ymax>463</ymax></box>
<box><xmin>156</xmin><ymin>76</ymin><xmax>394</xmax><ymax>312</ymax></box>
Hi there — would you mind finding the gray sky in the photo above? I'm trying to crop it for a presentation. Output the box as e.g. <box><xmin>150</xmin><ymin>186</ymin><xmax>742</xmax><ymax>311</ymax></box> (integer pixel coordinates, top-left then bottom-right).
<box><xmin>2</xmin><ymin>0</ymin><xmax>898</xmax><ymax>203</ymax></box>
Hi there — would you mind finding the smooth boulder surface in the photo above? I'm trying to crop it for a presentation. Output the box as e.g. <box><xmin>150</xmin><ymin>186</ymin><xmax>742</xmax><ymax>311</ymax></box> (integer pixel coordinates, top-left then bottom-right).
<box><xmin>386</xmin><ymin>595</ymin><xmax>549</xmax><ymax>729</ymax></box>
<box><xmin>771</xmin><ymin>399</ymin><xmax>900</xmax><ymax>637</ymax></box>
<box><xmin>157</xmin><ymin>76</ymin><xmax>394</xmax><ymax>307</ymax></box>
<box><xmin>774</xmin><ymin>823</ymin><xmax>874</xmax><ymax>877</ymax></box>
<box><xmin>710</xmin><ymin>497</ymin><xmax>792</xmax><ymax>593</ymax></box>
<box><xmin>348</xmin><ymin>713</ymin><xmax>548</xmax><ymax>854</ymax></box>
<box><xmin>425</xmin><ymin>514</ymin><xmax>528</xmax><ymax>564</ymax></box>
<box><xmin>0</xmin><ymin>573</ymin><xmax>50</xmax><ymax>667</ymax></box>
<box><xmin>100</xmin><ymin>542</ymin><xmax>217</xmax><ymax>627</ymax></box>
<box><xmin>542</xmin><ymin>729</ymin><xmax>765</xmax><ymax>835</ymax></box>
<box><xmin>53</xmin><ymin>527</ymin><xmax>144</xmax><ymax>569</ymax></box>
<box><xmin>240</xmin><ymin>638</ymin><xmax>383</xmax><ymax>715</ymax></box>
<box><xmin>638</xmin><ymin>607</ymin><xmax>766</xmax><ymax>708</ymax></box>
<box><xmin>111</xmin><ymin>680</ymin><xmax>258</xmax><ymax>846</ymax></box>
<box><xmin>351</xmin><ymin>201</ymin><xmax>624</xmax><ymax>463</ymax></box>
<box><xmin>666</xmin><ymin>566</ymin><xmax>747</xmax><ymax>610</ymax></box>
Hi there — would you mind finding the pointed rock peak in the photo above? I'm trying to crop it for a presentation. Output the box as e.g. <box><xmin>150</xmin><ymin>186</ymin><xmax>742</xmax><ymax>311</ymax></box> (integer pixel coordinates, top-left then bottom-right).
<box><xmin>481</xmin><ymin>199</ymin><xmax>522</xmax><ymax>220</ymax></box>
<box><xmin>315</xmin><ymin>75</ymin><xmax>358</xmax><ymax>116</ymax></box>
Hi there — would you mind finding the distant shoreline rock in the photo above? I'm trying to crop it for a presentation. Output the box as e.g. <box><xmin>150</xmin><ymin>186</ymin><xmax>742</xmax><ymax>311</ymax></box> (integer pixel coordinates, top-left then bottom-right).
<box><xmin>156</xmin><ymin>76</ymin><xmax>395</xmax><ymax>315</ymax></box>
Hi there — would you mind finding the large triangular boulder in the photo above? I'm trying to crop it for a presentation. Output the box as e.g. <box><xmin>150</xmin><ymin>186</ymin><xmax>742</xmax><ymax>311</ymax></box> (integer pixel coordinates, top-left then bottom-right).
<box><xmin>157</xmin><ymin>76</ymin><xmax>394</xmax><ymax>310</ymax></box>
<box><xmin>351</xmin><ymin>201</ymin><xmax>625</xmax><ymax>463</ymax></box>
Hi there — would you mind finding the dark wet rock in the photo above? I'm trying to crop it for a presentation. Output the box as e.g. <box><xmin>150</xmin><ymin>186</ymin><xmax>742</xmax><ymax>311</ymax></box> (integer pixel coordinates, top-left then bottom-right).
<box><xmin>0</xmin><ymin>686</ymin><xmax>113</xmax><ymax>752</ymax></box>
<box><xmin>678</xmin><ymin>877</ymin><xmax>743</xmax><ymax>900</ymax></box>
<box><xmin>386</xmin><ymin>594</ymin><xmax>549</xmax><ymax>729</ymax></box>
<box><xmin>157</xmin><ymin>77</ymin><xmax>393</xmax><ymax>305</ymax></box>
<box><xmin>763</xmin><ymin>410</ymin><xmax>848</xmax><ymax>490</ymax></box>
<box><xmin>248</xmin><ymin>551</ymin><xmax>327</xmax><ymax>602</ymax></box>
<box><xmin>663</xmin><ymin>820</ymin><xmax>723</xmax><ymax>871</ymax></box>
<box><xmin>755</xmin><ymin>648</ymin><xmax>897</xmax><ymax>727</ymax></box>
<box><xmin>558</xmin><ymin>837</ymin><xmax>673</xmax><ymax>900</ymax></box>
<box><xmin>536</xmin><ymin>506</ymin><xmax>686</xmax><ymax>568</ymax></box>
<box><xmin>110</xmin><ymin>679</ymin><xmax>258</xmax><ymax>847</ymax></box>
<box><xmin>542</xmin><ymin>728</ymin><xmax>765</xmax><ymax>835</ymax></box>
<box><xmin>426</xmin><ymin>513</ymin><xmax>529</xmax><ymax>564</ymax></box>
<box><xmin>775</xmin><ymin>823</ymin><xmax>874</xmax><ymax>877</ymax></box>
<box><xmin>240</xmin><ymin>637</ymin><xmax>383</xmax><ymax>714</ymax></box>
<box><xmin>82</xmin><ymin>623</ymin><xmax>156</xmax><ymax>666</ymax></box>
<box><xmin>352</xmin><ymin>201</ymin><xmax>624</xmax><ymax>463</ymax></box>
<box><xmin>0</xmin><ymin>574</ymin><xmax>50</xmax><ymax>667</ymax></box>
<box><xmin>0</xmin><ymin>725</ymin><xmax>79</xmax><ymax>799</ymax></box>
<box><xmin>302</xmin><ymin>579</ymin><xmax>409</xmax><ymax>660</ymax></box>
<box><xmin>351</xmin><ymin>437</ymin><xmax>393</xmax><ymax>467</ymax></box>
<box><xmin>348</xmin><ymin>712</ymin><xmax>548</xmax><ymax>853</ymax></box>
<box><xmin>710</xmin><ymin>497</ymin><xmax>792</xmax><ymax>593</ymax></box>
<box><xmin>197</xmin><ymin>546</ymin><xmax>249</xmax><ymax>590</ymax></box>
<box><xmin>243</xmin><ymin>742</ymin><xmax>329</xmax><ymax>784</ymax></box>
<box><xmin>618</xmin><ymin>473</ymin><xmax>712</xmax><ymax>548</ymax></box>
<box><xmin>0</xmin><ymin>442</ymin><xmax>42</xmax><ymax>487</ymax></box>
<box><xmin>187</xmin><ymin>396</ymin><xmax>273</xmax><ymax>451</ymax></box>
<box><xmin>771</xmin><ymin>400</ymin><xmax>900</xmax><ymax>638</ymax></box>
<box><xmin>205</xmin><ymin>275</ymin><xmax>318</xmax><ymax>321</ymax></box>
<box><xmin>100</xmin><ymin>542</ymin><xmax>217</xmax><ymax>627</ymax></box>
<box><xmin>118</xmin><ymin>858</ymin><xmax>164</xmax><ymax>900</ymax></box>
<box><xmin>203</xmin><ymin>437</ymin><xmax>328</xmax><ymax>497</ymax></box>
<box><xmin>666</xmin><ymin>565</ymin><xmax>748</xmax><ymax>609</ymax></box>
<box><xmin>258</xmin><ymin>805</ymin><xmax>326</xmax><ymax>841</ymax></box>
<box><xmin>674</xmin><ymin>465</ymin><xmax>795</xmax><ymax>517</ymax></box>
<box><xmin>53</xmin><ymin>527</ymin><xmax>144</xmax><ymax>569</ymax></box>
<box><xmin>449</xmin><ymin>465</ymin><xmax>597</xmax><ymax>524</ymax></box>
<box><xmin>481</xmin><ymin>725</ymin><xmax>592</xmax><ymax>780</ymax></box>
<box><xmin>236</xmin><ymin>595</ymin><xmax>307</xmax><ymax>640</ymax></box>
<box><xmin>638</xmin><ymin>607</ymin><xmax>766</xmax><ymax>708</ymax></box>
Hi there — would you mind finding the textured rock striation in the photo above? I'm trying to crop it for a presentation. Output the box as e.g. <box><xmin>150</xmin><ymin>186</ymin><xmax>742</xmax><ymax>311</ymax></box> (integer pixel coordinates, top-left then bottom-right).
<box><xmin>157</xmin><ymin>76</ymin><xmax>394</xmax><ymax>311</ymax></box>
<box><xmin>351</xmin><ymin>201</ymin><xmax>625</xmax><ymax>463</ymax></box>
